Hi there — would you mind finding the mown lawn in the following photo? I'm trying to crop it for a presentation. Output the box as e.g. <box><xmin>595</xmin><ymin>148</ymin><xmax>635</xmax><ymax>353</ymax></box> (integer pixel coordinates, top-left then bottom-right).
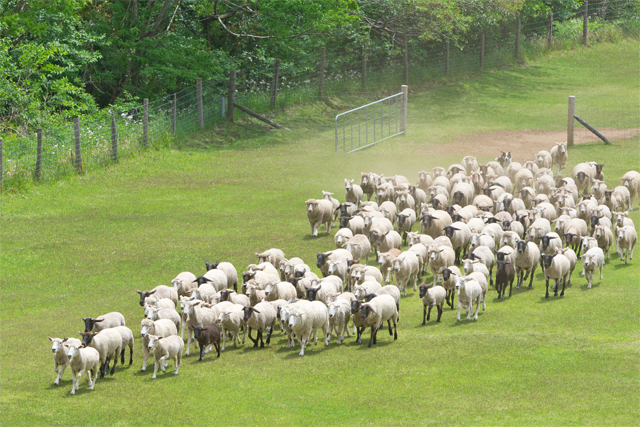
<box><xmin>1</xmin><ymin>41</ymin><xmax>638</xmax><ymax>426</ymax></box>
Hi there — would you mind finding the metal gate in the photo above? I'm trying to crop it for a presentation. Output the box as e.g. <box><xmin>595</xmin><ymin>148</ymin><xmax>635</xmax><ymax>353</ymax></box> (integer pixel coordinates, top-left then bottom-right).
<box><xmin>335</xmin><ymin>91</ymin><xmax>406</xmax><ymax>153</ymax></box>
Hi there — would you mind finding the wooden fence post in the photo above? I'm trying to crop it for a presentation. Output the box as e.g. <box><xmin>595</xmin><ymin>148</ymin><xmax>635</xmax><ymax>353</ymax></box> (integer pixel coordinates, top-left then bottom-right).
<box><xmin>73</xmin><ymin>117</ymin><xmax>83</xmax><ymax>173</ymax></box>
<box><xmin>171</xmin><ymin>93</ymin><xmax>177</xmax><ymax>134</ymax></box>
<box><xmin>143</xmin><ymin>99</ymin><xmax>149</xmax><ymax>147</ymax></box>
<box><xmin>270</xmin><ymin>59</ymin><xmax>280</xmax><ymax>109</ymax></box>
<box><xmin>111</xmin><ymin>111</ymin><xmax>118</xmax><ymax>162</ymax></box>
<box><xmin>548</xmin><ymin>12</ymin><xmax>553</xmax><ymax>51</ymax></box>
<box><xmin>319</xmin><ymin>47</ymin><xmax>325</xmax><ymax>97</ymax></box>
<box><xmin>197</xmin><ymin>78</ymin><xmax>203</xmax><ymax>128</ymax></box>
<box><xmin>403</xmin><ymin>35</ymin><xmax>409</xmax><ymax>86</ymax></box>
<box><xmin>361</xmin><ymin>53</ymin><xmax>367</xmax><ymax>91</ymax></box>
<box><xmin>480</xmin><ymin>34</ymin><xmax>485</xmax><ymax>71</ymax></box>
<box><xmin>228</xmin><ymin>70</ymin><xmax>236</xmax><ymax>122</ymax></box>
<box><xmin>567</xmin><ymin>95</ymin><xmax>575</xmax><ymax>146</ymax></box>
<box><xmin>445</xmin><ymin>41</ymin><xmax>450</xmax><ymax>75</ymax></box>
<box><xmin>401</xmin><ymin>85</ymin><xmax>408</xmax><ymax>135</ymax></box>
<box><xmin>583</xmin><ymin>1</ymin><xmax>589</xmax><ymax>45</ymax></box>
<box><xmin>35</xmin><ymin>128</ymin><xmax>42</xmax><ymax>180</ymax></box>
<box><xmin>515</xmin><ymin>16</ymin><xmax>521</xmax><ymax>60</ymax></box>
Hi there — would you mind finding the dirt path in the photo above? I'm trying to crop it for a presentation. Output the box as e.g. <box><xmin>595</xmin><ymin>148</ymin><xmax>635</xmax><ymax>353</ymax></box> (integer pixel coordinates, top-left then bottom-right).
<box><xmin>415</xmin><ymin>127</ymin><xmax>639</xmax><ymax>162</ymax></box>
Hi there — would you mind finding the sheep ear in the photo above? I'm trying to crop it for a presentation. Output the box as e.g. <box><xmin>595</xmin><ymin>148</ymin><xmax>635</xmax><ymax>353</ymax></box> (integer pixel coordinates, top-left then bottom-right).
<box><xmin>78</xmin><ymin>331</ymin><xmax>84</xmax><ymax>336</ymax></box>
<box><xmin>252</xmin><ymin>309</ymin><xmax>261</xmax><ymax>314</ymax></box>
<box><xmin>48</xmin><ymin>336</ymin><xmax>54</xmax><ymax>342</ymax></box>
<box><xmin>136</xmin><ymin>290</ymin><xmax>142</xmax><ymax>294</ymax></box>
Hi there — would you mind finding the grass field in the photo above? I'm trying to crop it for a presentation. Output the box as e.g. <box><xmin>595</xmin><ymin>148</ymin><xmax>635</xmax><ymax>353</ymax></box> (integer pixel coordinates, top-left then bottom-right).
<box><xmin>1</xmin><ymin>41</ymin><xmax>639</xmax><ymax>426</ymax></box>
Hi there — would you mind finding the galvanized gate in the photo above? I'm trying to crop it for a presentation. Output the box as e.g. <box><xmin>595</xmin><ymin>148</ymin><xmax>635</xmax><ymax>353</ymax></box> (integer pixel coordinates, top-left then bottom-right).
<box><xmin>335</xmin><ymin>91</ymin><xmax>406</xmax><ymax>153</ymax></box>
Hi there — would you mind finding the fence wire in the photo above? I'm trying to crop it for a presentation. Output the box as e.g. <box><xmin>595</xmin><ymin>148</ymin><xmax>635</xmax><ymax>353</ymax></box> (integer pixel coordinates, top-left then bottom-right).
<box><xmin>1</xmin><ymin>0</ymin><xmax>637</xmax><ymax>191</ymax></box>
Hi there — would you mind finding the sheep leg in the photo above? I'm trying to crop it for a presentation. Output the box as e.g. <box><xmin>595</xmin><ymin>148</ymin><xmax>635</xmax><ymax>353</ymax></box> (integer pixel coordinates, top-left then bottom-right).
<box><xmin>214</xmin><ymin>342</ymin><xmax>220</xmax><ymax>358</ymax></box>
<box><xmin>368</xmin><ymin>326</ymin><xmax>377</xmax><ymax>348</ymax></box>
<box><xmin>89</xmin><ymin>366</ymin><xmax>98</xmax><ymax>390</ymax></box>
<box><xmin>473</xmin><ymin>298</ymin><xmax>480</xmax><ymax>321</ymax></box>
<box><xmin>528</xmin><ymin>265</ymin><xmax>536</xmax><ymax>288</ymax></box>
<box><xmin>553</xmin><ymin>279</ymin><xmax>559</xmax><ymax>297</ymax></box>
<box><xmin>545</xmin><ymin>277</ymin><xmax>550</xmax><ymax>298</ymax></box>
<box><xmin>120</xmin><ymin>349</ymin><xmax>125</xmax><ymax>364</ymax></box>
<box><xmin>599</xmin><ymin>265</ymin><xmax>603</xmax><ymax>280</ymax></box>
<box><xmin>266</xmin><ymin>325</ymin><xmax>274</xmax><ymax>345</ymax></box>
<box><xmin>248</xmin><ymin>327</ymin><xmax>257</xmax><ymax>346</ymax></box>
<box><xmin>110</xmin><ymin>351</ymin><xmax>118</xmax><ymax>375</ymax></box>
<box><xmin>560</xmin><ymin>276</ymin><xmax>566</xmax><ymax>297</ymax></box>
<box><xmin>54</xmin><ymin>363</ymin><xmax>65</xmax><ymax>385</ymax></box>
<box><xmin>70</xmin><ymin>371</ymin><xmax>77</xmax><ymax>395</ymax></box>
<box><xmin>456</xmin><ymin>300</ymin><xmax>462</xmax><ymax>321</ymax></box>
<box><xmin>436</xmin><ymin>304</ymin><xmax>443</xmax><ymax>322</ymax></box>
<box><xmin>426</xmin><ymin>305</ymin><xmax>432</xmax><ymax>323</ymax></box>
<box><xmin>221</xmin><ymin>328</ymin><xmax>227</xmax><ymax>351</ymax></box>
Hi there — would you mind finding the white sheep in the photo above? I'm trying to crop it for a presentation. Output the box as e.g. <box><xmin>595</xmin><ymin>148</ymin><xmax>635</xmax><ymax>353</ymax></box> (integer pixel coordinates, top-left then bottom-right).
<box><xmin>428</xmin><ymin>245</ymin><xmax>455</xmax><ymax>286</ymax></box>
<box><xmin>78</xmin><ymin>329</ymin><xmax>122</xmax><ymax>379</ymax></box>
<box><xmin>466</xmin><ymin>245</ymin><xmax>496</xmax><ymax>286</ymax></box>
<box><xmin>81</xmin><ymin>312</ymin><xmax>126</xmax><ymax>333</ymax></box>
<box><xmin>256</xmin><ymin>248</ymin><xmax>285</xmax><ymax>268</ymax></box>
<box><xmin>48</xmin><ymin>336</ymin><xmax>82</xmax><ymax>385</ymax></box>
<box><xmin>143</xmin><ymin>298</ymin><xmax>176</xmax><ymax>319</ymax></box>
<box><xmin>620</xmin><ymin>170</ymin><xmax>640</xmax><ymax>210</ymax></box>
<box><xmin>542</xmin><ymin>252</ymin><xmax>571</xmax><ymax>298</ymax></box>
<box><xmin>353</xmin><ymin>280</ymin><xmax>383</xmax><ymax>299</ymax></box>
<box><xmin>334</xmin><ymin>227</ymin><xmax>353</xmax><ymax>248</ymax></box>
<box><xmin>455</xmin><ymin>277</ymin><xmax>482</xmax><ymax>321</ymax></box>
<box><xmin>391</xmin><ymin>251</ymin><xmax>420</xmax><ymax>296</ymax></box>
<box><xmin>581</xmin><ymin>247</ymin><xmax>604</xmax><ymax>289</ymax></box>
<box><xmin>327</xmin><ymin>299</ymin><xmax>352</xmax><ymax>344</ymax></box>
<box><xmin>243</xmin><ymin>301</ymin><xmax>277</xmax><ymax>348</ymax></box>
<box><xmin>616</xmin><ymin>226</ymin><xmax>637</xmax><ymax>264</ymax></box>
<box><xmin>206</xmin><ymin>261</ymin><xmax>239</xmax><ymax>292</ymax></box>
<box><xmin>515</xmin><ymin>239</ymin><xmax>540</xmax><ymax>289</ymax></box>
<box><xmin>306</xmin><ymin>198</ymin><xmax>334</xmax><ymax>236</ymax></box>
<box><xmin>147</xmin><ymin>335</ymin><xmax>184</xmax><ymax>379</ymax></box>
<box><xmin>535</xmin><ymin>150</ymin><xmax>553</xmax><ymax>169</ymax></box>
<box><xmin>604</xmin><ymin>186</ymin><xmax>632</xmax><ymax>213</ymax></box>
<box><xmin>359</xmin><ymin>294</ymin><xmax>398</xmax><ymax>348</ymax></box>
<box><xmin>215</xmin><ymin>303</ymin><xmax>246</xmax><ymax>350</ymax></box>
<box><xmin>171</xmin><ymin>272</ymin><xmax>197</xmax><ymax>297</ymax></box>
<box><xmin>66</xmin><ymin>344</ymin><xmax>100</xmax><ymax>395</ymax></box>
<box><xmin>147</xmin><ymin>307</ymin><xmax>181</xmax><ymax>331</ymax></box>
<box><xmin>111</xmin><ymin>326</ymin><xmax>134</xmax><ymax>368</ymax></box>
<box><xmin>137</xmin><ymin>285</ymin><xmax>178</xmax><ymax>308</ymax></box>
<box><xmin>377</xmin><ymin>249</ymin><xmax>402</xmax><ymax>285</ymax></box>
<box><xmin>572</xmin><ymin>163</ymin><xmax>597</xmax><ymax>195</ymax></box>
<box><xmin>288</xmin><ymin>301</ymin><xmax>330</xmax><ymax>355</ymax></box>
<box><xmin>140</xmin><ymin>318</ymin><xmax>177</xmax><ymax>372</ymax></box>
<box><xmin>416</xmin><ymin>170</ymin><xmax>434</xmax><ymax>193</ymax></box>
<box><xmin>419</xmin><ymin>210</ymin><xmax>452</xmax><ymax>239</ymax></box>
<box><xmin>419</xmin><ymin>284</ymin><xmax>446</xmax><ymax>324</ymax></box>
<box><xmin>182</xmin><ymin>300</ymin><xmax>227</xmax><ymax>355</ymax></box>
<box><xmin>344</xmin><ymin>234</ymin><xmax>372</xmax><ymax>264</ymax></box>
<box><xmin>345</xmin><ymin>178</ymin><xmax>364</xmax><ymax>206</ymax></box>
<box><xmin>593</xmin><ymin>224</ymin><xmax>613</xmax><ymax>260</ymax></box>
<box><xmin>219</xmin><ymin>289</ymin><xmax>250</xmax><ymax>306</ymax></box>
<box><xmin>549</xmin><ymin>142</ymin><xmax>568</xmax><ymax>177</ymax></box>
<box><xmin>322</xmin><ymin>190</ymin><xmax>341</xmax><ymax>225</ymax></box>
<box><xmin>264</xmin><ymin>281</ymin><xmax>297</xmax><ymax>302</ymax></box>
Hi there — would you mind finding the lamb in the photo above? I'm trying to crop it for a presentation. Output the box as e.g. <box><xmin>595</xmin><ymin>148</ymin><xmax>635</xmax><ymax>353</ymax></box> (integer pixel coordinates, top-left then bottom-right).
<box><xmin>616</xmin><ymin>226</ymin><xmax>637</xmax><ymax>264</ymax></box>
<box><xmin>620</xmin><ymin>170</ymin><xmax>640</xmax><ymax>210</ymax></box>
<box><xmin>345</xmin><ymin>178</ymin><xmax>364</xmax><ymax>206</ymax></box>
<box><xmin>515</xmin><ymin>239</ymin><xmax>540</xmax><ymax>289</ymax></box>
<box><xmin>327</xmin><ymin>299</ymin><xmax>352</xmax><ymax>344</ymax></box>
<box><xmin>593</xmin><ymin>224</ymin><xmax>613</xmax><ymax>260</ymax></box>
<box><xmin>48</xmin><ymin>336</ymin><xmax>82</xmax><ymax>385</ymax></box>
<box><xmin>140</xmin><ymin>318</ymin><xmax>177</xmax><ymax>372</ymax></box>
<box><xmin>391</xmin><ymin>251</ymin><xmax>420</xmax><ymax>296</ymax></box>
<box><xmin>334</xmin><ymin>227</ymin><xmax>354</xmax><ymax>248</ymax></box>
<box><xmin>549</xmin><ymin>142</ymin><xmax>568</xmax><ymax>177</ymax></box>
<box><xmin>428</xmin><ymin>246</ymin><xmax>456</xmax><ymax>286</ymax></box>
<box><xmin>306</xmin><ymin>198</ymin><xmax>334</xmax><ymax>236</ymax></box>
<box><xmin>440</xmin><ymin>266</ymin><xmax>462</xmax><ymax>309</ymax></box>
<box><xmin>82</xmin><ymin>312</ymin><xmax>126</xmax><ymax>333</ymax></box>
<box><xmin>494</xmin><ymin>260</ymin><xmax>515</xmax><ymax>300</ymax></box>
<box><xmin>264</xmin><ymin>281</ymin><xmax>297</xmax><ymax>302</ymax></box>
<box><xmin>581</xmin><ymin>247</ymin><xmax>604</xmax><ymax>289</ymax></box>
<box><xmin>65</xmin><ymin>343</ymin><xmax>100</xmax><ymax>395</ymax></box>
<box><xmin>455</xmin><ymin>277</ymin><xmax>483</xmax><ymax>321</ymax></box>
<box><xmin>359</xmin><ymin>294</ymin><xmax>398</xmax><ymax>348</ymax></box>
<box><xmin>542</xmin><ymin>252</ymin><xmax>571</xmax><ymax>298</ymax></box>
<box><xmin>288</xmin><ymin>301</ymin><xmax>330</xmax><ymax>355</ymax></box>
<box><xmin>442</xmin><ymin>222</ymin><xmax>472</xmax><ymax>265</ymax></box>
<box><xmin>193</xmin><ymin>324</ymin><xmax>221</xmax><ymax>361</ymax></box>
<box><xmin>137</xmin><ymin>286</ymin><xmax>178</xmax><ymax>307</ymax></box>
<box><xmin>78</xmin><ymin>329</ymin><xmax>122</xmax><ymax>379</ymax></box>
<box><xmin>465</xmin><ymin>246</ymin><xmax>496</xmax><ymax>286</ymax></box>
<box><xmin>243</xmin><ymin>301</ymin><xmax>277</xmax><ymax>348</ymax></box>
<box><xmin>147</xmin><ymin>335</ymin><xmax>183</xmax><ymax>379</ymax></box>
<box><xmin>419</xmin><ymin>284</ymin><xmax>446</xmax><ymax>324</ymax></box>
<box><xmin>171</xmin><ymin>272</ymin><xmax>197</xmax><ymax>297</ymax></box>
<box><xmin>408</xmin><ymin>242</ymin><xmax>428</xmax><ymax>275</ymax></box>
<box><xmin>316</xmin><ymin>249</ymin><xmax>353</xmax><ymax>278</ymax></box>
<box><xmin>344</xmin><ymin>234</ymin><xmax>372</xmax><ymax>264</ymax></box>
<box><xmin>216</xmin><ymin>304</ymin><xmax>246</xmax><ymax>350</ymax></box>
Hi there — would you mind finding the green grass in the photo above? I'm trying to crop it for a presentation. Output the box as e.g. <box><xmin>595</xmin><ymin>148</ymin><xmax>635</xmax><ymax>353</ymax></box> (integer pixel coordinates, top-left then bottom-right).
<box><xmin>1</xmin><ymin>41</ymin><xmax>639</xmax><ymax>426</ymax></box>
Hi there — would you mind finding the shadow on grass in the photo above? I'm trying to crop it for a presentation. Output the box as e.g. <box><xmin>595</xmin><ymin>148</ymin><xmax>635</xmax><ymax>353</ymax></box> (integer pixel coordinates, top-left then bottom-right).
<box><xmin>613</xmin><ymin>261</ymin><xmax>633</xmax><ymax>270</ymax></box>
<box><xmin>147</xmin><ymin>370</ymin><xmax>180</xmax><ymax>381</ymax></box>
<box><xmin>302</xmin><ymin>233</ymin><xmax>332</xmax><ymax>242</ymax></box>
<box><xmin>580</xmin><ymin>281</ymin><xmax>601</xmax><ymax>290</ymax></box>
<box><xmin>46</xmin><ymin>379</ymin><xmax>73</xmax><ymax>390</ymax></box>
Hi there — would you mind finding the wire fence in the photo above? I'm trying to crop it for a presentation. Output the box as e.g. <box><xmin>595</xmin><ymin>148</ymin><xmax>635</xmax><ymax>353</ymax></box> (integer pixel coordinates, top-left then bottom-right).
<box><xmin>1</xmin><ymin>0</ymin><xmax>637</xmax><ymax>191</ymax></box>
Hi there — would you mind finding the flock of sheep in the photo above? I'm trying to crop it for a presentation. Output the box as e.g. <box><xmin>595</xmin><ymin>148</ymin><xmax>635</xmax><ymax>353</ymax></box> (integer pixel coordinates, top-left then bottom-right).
<box><xmin>47</xmin><ymin>142</ymin><xmax>638</xmax><ymax>395</ymax></box>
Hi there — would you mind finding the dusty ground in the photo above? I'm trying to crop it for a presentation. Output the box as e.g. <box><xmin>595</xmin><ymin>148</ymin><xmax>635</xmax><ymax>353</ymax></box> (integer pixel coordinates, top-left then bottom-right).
<box><xmin>420</xmin><ymin>127</ymin><xmax>640</xmax><ymax>162</ymax></box>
